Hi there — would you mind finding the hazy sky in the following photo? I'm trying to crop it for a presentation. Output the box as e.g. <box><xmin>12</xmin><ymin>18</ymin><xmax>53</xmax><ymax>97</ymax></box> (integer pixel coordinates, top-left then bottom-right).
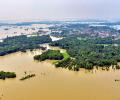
<box><xmin>0</xmin><ymin>0</ymin><xmax>120</xmax><ymax>21</ymax></box>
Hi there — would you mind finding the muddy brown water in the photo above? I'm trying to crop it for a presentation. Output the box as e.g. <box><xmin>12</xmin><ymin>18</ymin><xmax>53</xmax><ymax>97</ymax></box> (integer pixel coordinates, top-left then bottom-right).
<box><xmin>0</xmin><ymin>46</ymin><xmax>120</xmax><ymax>100</ymax></box>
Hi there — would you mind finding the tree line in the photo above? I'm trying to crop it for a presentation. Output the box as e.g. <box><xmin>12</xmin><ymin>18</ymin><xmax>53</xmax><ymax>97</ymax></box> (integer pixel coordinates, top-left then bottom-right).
<box><xmin>50</xmin><ymin>36</ymin><xmax>120</xmax><ymax>70</ymax></box>
<box><xmin>0</xmin><ymin>35</ymin><xmax>52</xmax><ymax>56</ymax></box>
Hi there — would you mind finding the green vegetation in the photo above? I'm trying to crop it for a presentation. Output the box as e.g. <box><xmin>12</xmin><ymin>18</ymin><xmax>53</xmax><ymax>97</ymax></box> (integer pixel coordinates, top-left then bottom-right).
<box><xmin>54</xmin><ymin>50</ymin><xmax>78</xmax><ymax>70</ymax></box>
<box><xmin>0</xmin><ymin>35</ymin><xmax>52</xmax><ymax>56</ymax></box>
<box><xmin>20</xmin><ymin>74</ymin><xmax>35</xmax><ymax>81</ymax></box>
<box><xmin>62</xmin><ymin>50</ymin><xmax>70</xmax><ymax>59</ymax></box>
<box><xmin>55</xmin><ymin>58</ymin><xmax>79</xmax><ymax>71</ymax></box>
<box><xmin>33</xmin><ymin>48</ymin><xmax>77</xmax><ymax>70</ymax></box>
<box><xmin>50</xmin><ymin>36</ymin><xmax>120</xmax><ymax>70</ymax></box>
<box><xmin>34</xmin><ymin>50</ymin><xmax>64</xmax><ymax>61</ymax></box>
<box><xmin>0</xmin><ymin>71</ymin><xmax>16</xmax><ymax>80</ymax></box>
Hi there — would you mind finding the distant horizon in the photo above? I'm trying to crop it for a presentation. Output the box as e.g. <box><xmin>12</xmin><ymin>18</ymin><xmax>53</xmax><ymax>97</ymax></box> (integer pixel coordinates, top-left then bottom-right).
<box><xmin>0</xmin><ymin>18</ymin><xmax>119</xmax><ymax>24</ymax></box>
<box><xmin>0</xmin><ymin>0</ymin><xmax>120</xmax><ymax>22</ymax></box>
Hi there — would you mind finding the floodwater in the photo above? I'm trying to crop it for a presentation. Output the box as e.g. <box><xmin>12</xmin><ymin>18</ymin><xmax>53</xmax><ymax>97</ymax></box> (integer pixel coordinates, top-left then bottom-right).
<box><xmin>0</xmin><ymin>24</ymin><xmax>51</xmax><ymax>40</ymax></box>
<box><xmin>0</xmin><ymin>46</ymin><xmax>120</xmax><ymax>100</ymax></box>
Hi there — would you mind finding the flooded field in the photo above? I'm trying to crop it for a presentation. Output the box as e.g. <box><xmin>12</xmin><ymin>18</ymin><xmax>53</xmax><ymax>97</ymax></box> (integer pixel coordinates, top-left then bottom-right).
<box><xmin>0</xmin><ymin>24</ymin><xmax>51</xmax><ymax>40</ymax></box>
<box><xmin>0</xmin><ymin>45</ymin><xmax>120</xmax><ymax>100</ymax></box>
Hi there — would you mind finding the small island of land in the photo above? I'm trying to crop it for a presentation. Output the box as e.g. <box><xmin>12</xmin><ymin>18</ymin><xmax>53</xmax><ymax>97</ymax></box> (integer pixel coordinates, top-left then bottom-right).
<box><xmin>0</xmin><ymin>71</ymin><xmax>16</xmax><ymax>80</ymax></box>
<box><xmin>20</xmin><ymin>74</ymin><xmax>35</xmax><ymax>81</ymax></box>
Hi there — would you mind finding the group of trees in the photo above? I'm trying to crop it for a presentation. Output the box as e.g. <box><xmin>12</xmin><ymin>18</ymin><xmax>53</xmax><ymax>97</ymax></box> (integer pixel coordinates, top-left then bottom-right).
<box><xmin>0</xmin><ymin>35</ymin><xmax>52</xmax><ymax>56</ymax></box>
<box><xmin>55</xmin><ymin>58</ymin><xmax>79</xmax><ymax>71</ymax></box>
<box><xmin>50</xmin><ymin>36</ymin><xmax>120</xmax><ymax>70</ymax></box>
<box><xmin>0</xmin><ymin>71</ymin><xmax>16</xmax><ymax>80</ymax></box>
<box><xmin>34</xmin><ymin>50</ymin><xmax>64</xmax><ymax>61</ymax></box>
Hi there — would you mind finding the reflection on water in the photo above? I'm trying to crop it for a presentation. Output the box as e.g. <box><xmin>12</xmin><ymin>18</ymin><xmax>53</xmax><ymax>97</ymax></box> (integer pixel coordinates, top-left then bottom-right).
<box><xmin>0</xmin><ymin>48</ymin><xmax>120</xmax><ymax>100</ymax></box>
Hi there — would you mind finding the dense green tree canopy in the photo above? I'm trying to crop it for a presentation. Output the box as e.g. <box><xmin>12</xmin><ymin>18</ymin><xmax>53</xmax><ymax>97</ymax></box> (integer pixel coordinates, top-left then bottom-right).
<box><xmin>0</xmin><ymin>35</ymin><xmax>52</xmax><ymax>56</ymax></box>
<box><xmin>34</xmin><ymin>50</ymin><xmax>64</xmax><ymax>61</ymax></box>
<box><xmin>50</xmin><ymin>36</ymin><xmax>120</xmax><ymax>70</ymax></box>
